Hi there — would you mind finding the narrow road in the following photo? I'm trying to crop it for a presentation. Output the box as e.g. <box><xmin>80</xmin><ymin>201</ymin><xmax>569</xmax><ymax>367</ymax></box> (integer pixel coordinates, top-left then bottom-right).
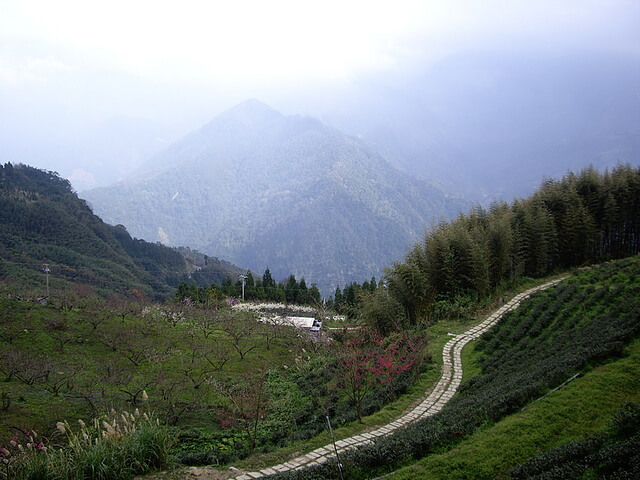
<box><xmin>232</xmin><ymin>278</ymin><xmax>565</xmax><ymax>480</ymax></box>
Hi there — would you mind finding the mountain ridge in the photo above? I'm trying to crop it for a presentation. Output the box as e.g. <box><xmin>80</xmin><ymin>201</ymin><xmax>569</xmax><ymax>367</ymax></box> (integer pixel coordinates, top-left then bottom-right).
<box><xmin>84</xmin><ymin>101</ymin><xmax>469</xmax><ymax>293</ymax></box>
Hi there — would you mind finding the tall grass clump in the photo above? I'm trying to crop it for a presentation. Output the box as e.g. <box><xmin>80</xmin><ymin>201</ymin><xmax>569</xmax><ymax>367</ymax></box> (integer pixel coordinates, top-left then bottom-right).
<box><xmin>2</xmin><ymin>409</ymin><xmax>173</xmax><ymax>480</ymax></box>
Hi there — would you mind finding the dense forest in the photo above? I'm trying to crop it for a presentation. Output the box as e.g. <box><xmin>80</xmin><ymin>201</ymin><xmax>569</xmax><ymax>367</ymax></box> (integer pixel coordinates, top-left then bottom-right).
<box><xmin>379</xmin><ymin>164</ymin><xmax>640</xmax><ymax>330</ymax></box>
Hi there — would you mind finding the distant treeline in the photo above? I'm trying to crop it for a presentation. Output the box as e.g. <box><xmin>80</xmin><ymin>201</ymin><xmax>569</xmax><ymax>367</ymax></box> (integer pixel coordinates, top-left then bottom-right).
<box><xmin>386</xmin><ymin>164</ymin><xmax>640</xmax><ymax>324</ymax></box>
<box><xmin>175</xmin><ymin>268</ymin><xmax>322</xmax><ymax>305</ymax></box>
<box><xmin>332</xmin><ymin>277</ymin><xmax>380</xmax><ymax>314</ymax></box>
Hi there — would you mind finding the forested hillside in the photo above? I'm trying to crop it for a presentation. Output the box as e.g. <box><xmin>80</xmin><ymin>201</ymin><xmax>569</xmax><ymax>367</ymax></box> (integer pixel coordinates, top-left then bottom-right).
<box><xmin>0</xmin><ymin>163</ymin><xmax>188</xmax><ymax>299</ymax></box>
<box><xmin>2</xmin><ymin>162</ymin><xmax>639</xmax><ymax>479</ymax></box>
<box><xmin>383</xmin><ymin>165</ymin><xmax>640</xmax><ymax>327</ymax></box>
<box><xmin>83</xmin><ymin>100</ymin><xmax>469</xmax><ymax>294</ymax></box>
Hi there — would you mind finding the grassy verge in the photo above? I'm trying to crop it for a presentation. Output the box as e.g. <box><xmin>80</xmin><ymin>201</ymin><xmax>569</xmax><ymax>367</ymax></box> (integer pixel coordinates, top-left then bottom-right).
<box><xmin>387</xmin><ymin>337</ymin><xmax>640</xmax><ymax>479</ymax></box>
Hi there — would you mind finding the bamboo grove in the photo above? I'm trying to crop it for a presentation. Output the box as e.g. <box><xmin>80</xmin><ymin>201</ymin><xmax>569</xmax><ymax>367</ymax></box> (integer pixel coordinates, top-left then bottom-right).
<box><xmin>385</xmin><ymin>164</ymin><xmax>640</xmax><ymax>324</ymax></box>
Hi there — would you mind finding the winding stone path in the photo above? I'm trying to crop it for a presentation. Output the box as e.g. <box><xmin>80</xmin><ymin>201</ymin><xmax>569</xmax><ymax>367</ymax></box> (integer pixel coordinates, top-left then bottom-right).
<box><xmin>232</xmin><ymin>278</ymin><xmax>565</xmax><ymax>480</ymax></box>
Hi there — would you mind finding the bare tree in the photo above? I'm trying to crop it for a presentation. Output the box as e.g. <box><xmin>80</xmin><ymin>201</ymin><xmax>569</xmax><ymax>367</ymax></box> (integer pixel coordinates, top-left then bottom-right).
<box><xmin>199</xmin><ymin>340</ymin><xmax>232</xmax><ymax>371</ymax></box>
<box><xmin>50</xmin><ymin>287</ymin><xmax>79</xmax><ymax>311</ymax></box>
<box><xmin>81</xmin><ymin>295</ymin><xmax>111</xmax><ymax>330</ymax></box>
<box><xmin>119</xmin><ymin>380</ymin><xmax>151</xmax><ymax>407</ymax></box>
<box><xmin>178</xmin><ymin>353</ymin><xmax>214</xmax><ymax>390</ymax></box>
<box><xmin>69</xmin><ymin>385</ymin><xmax>99</xmax><ymax>415</ymax></box>
<box><xmin>87</xmin><ymin>312</ymin><xmax>110</xmax><ymax>331</ymax></box>
<box><xmin>42</xmin><ymin>365</ymin><xmax>76</xmax><ymax>396</ymax></box>
<box><xmin>183</xmin><ymin>331</ymin><xmax>231</xmax><ymax>372</ymax></box>
<box><xmin>0</xmin><ymin>349</ymin><xmax>52</xmax><ymax>385</ymax></box>
<box><xmin>0</xmin><ymin>348</ymin><xmax>26</xmax><ymax>381</ymax></box>
<box><xmin>107</xmin><ymin>293</ymin><xmax>141</xmax><ymax>322</ymax></box>
<box><xmin>48</xmin><ymin>331</ymin><xmax>78</xmax><ymax>353</ymax></box>
<box><xmin>153</xmin><ymin>372</ymin><xmax>191</xmax><ymax>426</ymax></box>
<box><xmin>1</xmin><ymin>389</ymin><xmax>10</xmax><ymax>411</ymax></box>
<box><xmin>0</xmin><ymin>324</ymin><xmax>26</xmax><ymax>344</ymax></box>
<box><xmin>189</xmin><ymin>307</ymin><xmax>220</xmax><ymax>339</ymax></box>
<box><xmin>258</xmin><ymin>319</ymin><xmax>292</xmax><ymax>350</ymax></box>
<box><xmin>219</xmin><ymin>311</ymin><xmax>261</xmax><ymax>360</ymax></box>
<box><xmin>97</xmin><ymin>327</ymin><xmax>128</xmax><ymax>352</ymax></box>
<box><xmin>119</xmin><ymin>330</ymin><xmax>155</xmax><ymax>367</ymax></box>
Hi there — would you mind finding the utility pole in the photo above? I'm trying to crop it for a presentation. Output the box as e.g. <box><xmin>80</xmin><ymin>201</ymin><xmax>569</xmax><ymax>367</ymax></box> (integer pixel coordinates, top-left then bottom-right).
<box><xmin>43</xmin><ymin>263</ymin><xmax>51</xmax><ymax>298</ymax></box>
<box><xmin>239</xmin><ymin>274</ymin><xmax>247</xmax><ymax>301</ymax></box>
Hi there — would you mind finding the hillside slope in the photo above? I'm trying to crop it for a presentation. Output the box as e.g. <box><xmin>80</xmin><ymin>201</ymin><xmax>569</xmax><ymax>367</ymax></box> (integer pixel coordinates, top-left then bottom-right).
<box><xmin>0</xmin><ymin>163</ymin><xmax>188</xmax><ymax>298</ymax></box>
<box><xmin>264</xmin><ymin>256</ymin><xmax>640</xmax><ymax>479</ymax></box>
<box><xmin>83</xmin><ymin>100</ymin><xmax>468</xmax><ymax>293</ymax></box>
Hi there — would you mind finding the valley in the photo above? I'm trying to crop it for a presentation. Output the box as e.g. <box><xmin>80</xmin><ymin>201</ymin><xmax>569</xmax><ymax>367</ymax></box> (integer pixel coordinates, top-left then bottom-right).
<box><xmin>1</xmin><ymin>162</ymin><xmax>639</xmax><ymax>479</ymax></box>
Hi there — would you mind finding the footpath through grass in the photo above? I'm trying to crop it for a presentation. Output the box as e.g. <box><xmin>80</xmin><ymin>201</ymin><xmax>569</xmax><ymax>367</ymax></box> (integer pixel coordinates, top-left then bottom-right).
<box><xmin>231</xmin><ymin>352</ymin><xmax>442</xmax><ymax>471</ymax></box>
<box><xmin>231</xmin><ymin>319</ymin><xmax>484</xmax><ymax>470</ymax></box>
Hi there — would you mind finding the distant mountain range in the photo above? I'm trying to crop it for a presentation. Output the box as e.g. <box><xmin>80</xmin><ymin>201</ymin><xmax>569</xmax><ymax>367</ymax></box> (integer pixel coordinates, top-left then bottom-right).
<box><xmin>311</xmin><ymin>51</ymin><xmax>640</xmax><ymax>201</ymax></box>
<box><xmin>83</xmin><ymin>100</ymin><xmax>469</xmax><ymax>293</ymax></box>
<box><xmin>63</xmin><ymin>115</ymin><xmax>174</xmax><ymax>191</ymax></box>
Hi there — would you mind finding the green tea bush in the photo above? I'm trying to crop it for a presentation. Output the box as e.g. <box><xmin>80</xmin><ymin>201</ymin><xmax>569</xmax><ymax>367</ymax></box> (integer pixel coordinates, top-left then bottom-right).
<box><xmin>510</xmin><ymin>403</ymin><xmax>640</xmax><ymax>479</ymax></box>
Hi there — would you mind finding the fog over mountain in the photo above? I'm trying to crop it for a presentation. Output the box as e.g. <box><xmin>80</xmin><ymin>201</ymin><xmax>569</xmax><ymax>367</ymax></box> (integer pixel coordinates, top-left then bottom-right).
<box><xmin>2</xmin><ymin>1</ymin><xmax>638</xmax><ymax>193</ymax></box>
<box><xmin>83</xmin><ymin>100</ymin><xmax>468</xmax><ymax>293</ymax></box>
<box><xmin>4</xmin><ymin>48</ymin><xmax>638</xmax><ymax>198</ymax></box>
<box><xmin>310</xmin><ymin>51</ymin><xmax>640</xmax><ymax>201</ymax></box>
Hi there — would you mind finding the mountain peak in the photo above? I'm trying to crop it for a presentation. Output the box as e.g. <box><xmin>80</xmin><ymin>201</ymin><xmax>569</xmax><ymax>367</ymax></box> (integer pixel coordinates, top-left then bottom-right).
<box><xmin>84</xmin><ymin>105</ymin><xmax>469</xmax><ymax>293</ymax></box>
<box><xmin>232</xmin><ymin>98</ymin><xmax>277</xmax><ymax>113</ymax></box>
<box><xmin>207</xmin><ymin>98</ymin><xmax>283</xmax><ymax>128</ymax></box>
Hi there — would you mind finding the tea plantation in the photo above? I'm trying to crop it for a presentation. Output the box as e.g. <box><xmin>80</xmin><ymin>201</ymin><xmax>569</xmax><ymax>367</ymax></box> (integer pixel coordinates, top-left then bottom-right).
<box><xmin>268</xmin><ymin>256</ymin><xmax>640</xmax><ymax>479</ymax></box>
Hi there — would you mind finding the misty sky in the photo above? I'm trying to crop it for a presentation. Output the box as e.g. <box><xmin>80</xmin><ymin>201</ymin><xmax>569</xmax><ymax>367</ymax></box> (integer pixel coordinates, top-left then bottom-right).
<box><xmin>1</xmin><ymin>0</ymin><xmax>639</xmax><ymax>187</ymax></box>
